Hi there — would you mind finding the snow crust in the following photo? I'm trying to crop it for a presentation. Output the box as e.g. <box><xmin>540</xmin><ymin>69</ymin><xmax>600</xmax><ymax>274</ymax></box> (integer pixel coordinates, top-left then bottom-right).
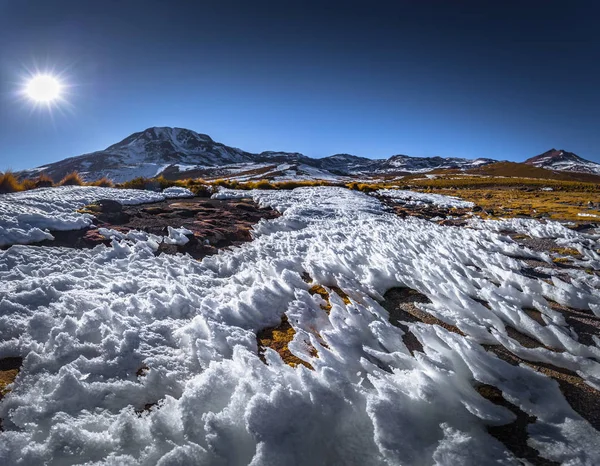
<box><xmin>0</xmin><ymin>186</ymin><xmax>193</xmax><ymax>247</ymax></box>
<box><xmin>0</xmin><ymin>186</ymin><xmax>599</xmax><ymax>464</ymax></box>
<box><xmin>378</xmin><ymin>189</ymin><xmax>475</xmax><ymax>208</ymax></box>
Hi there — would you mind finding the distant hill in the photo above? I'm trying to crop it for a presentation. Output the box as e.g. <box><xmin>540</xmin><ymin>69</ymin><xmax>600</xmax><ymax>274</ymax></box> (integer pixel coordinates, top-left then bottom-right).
<box><xmin>467</xmin><ymin>161</ymin><xmax>600</xmax><ymax>183</ymax></box>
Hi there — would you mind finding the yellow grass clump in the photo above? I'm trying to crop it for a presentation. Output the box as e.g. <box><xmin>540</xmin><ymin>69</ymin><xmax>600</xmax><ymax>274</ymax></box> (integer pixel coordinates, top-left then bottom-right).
<box><xmin>34</xmin><ymin>173</ymin><xmax>55</xmax><ymax>188</ymax></box>
<box><xmin>59</xmin><ymin>172</ymin><xmax>84</xmax><ymax>186</ymax></box>
<box><xmin>90</xmin><ymin>177</ymin><xmax>115</xmax><ymax>187</ymax></box>
<box><xmin>0</xmin><ymin>172</ymin><xmax>24</xmax><ymax>194</ymax></box>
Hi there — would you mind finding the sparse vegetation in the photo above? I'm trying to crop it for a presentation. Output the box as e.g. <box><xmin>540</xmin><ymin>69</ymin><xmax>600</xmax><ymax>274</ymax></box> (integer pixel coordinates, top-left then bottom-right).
<box><xmin>552</xmin><ymin>247</ymin><xmax>582</xmax><ymax>257</ymax></box>
<box><xmin>211</xmin><ymin>178</ymin><xmax>339</xmax><ymax>190</ymax></box>
<box><xmin>404</xmin><ymin>175</ymin><xmax>599</xmax><ymax>192</ymax></box>
<box><xmin>89</xmin><ymin>177</ymin><xmax>115</xmax><ymax>187</ymax></box>
<box><xmin>34</xmin><ymin>173</ymin><xmax>54</xmax><ymax>188</ymax></box>
<box><xmin>423</xmin><ymin>187</ymin><xmax>600</xmax><ymax>222</ymax></box>
<box><xmin>4</xmin><ymin>168</ymin><xmax>599</xmax><ymax>226</ymax></box>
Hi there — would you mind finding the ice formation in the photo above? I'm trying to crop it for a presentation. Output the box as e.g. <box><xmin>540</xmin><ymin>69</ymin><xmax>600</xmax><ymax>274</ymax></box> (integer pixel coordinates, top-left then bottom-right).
<box><xmin>0</xmin><ymin>186</ymin><xmax>599</xmax><ymax>465</ymax></box>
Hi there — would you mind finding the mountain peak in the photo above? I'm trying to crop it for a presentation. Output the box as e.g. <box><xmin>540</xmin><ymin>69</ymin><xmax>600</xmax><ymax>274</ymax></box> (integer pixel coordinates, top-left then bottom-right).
<box><xmin>106</xmin><ymin>127</ymin><xmax>213</xmax><ymax>151</ymax></box>
<box><xmin>525</xmin><ymin>149</ymin><xmax>600</xmax><ymax>175</ymax></box>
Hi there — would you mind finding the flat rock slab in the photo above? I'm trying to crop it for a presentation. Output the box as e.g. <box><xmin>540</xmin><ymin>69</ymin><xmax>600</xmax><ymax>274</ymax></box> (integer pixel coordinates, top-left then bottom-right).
<box><xmin>36</xmin><ymin>197</ymin><xmax>280</xmax><ymax>260</ymax></box>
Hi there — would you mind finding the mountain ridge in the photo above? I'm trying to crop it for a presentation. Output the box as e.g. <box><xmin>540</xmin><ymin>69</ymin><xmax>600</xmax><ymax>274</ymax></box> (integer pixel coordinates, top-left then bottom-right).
<box><xmin>15</xmin><ymin>127</ymin><xmax>600</xmax><ymax>183</ymax></box>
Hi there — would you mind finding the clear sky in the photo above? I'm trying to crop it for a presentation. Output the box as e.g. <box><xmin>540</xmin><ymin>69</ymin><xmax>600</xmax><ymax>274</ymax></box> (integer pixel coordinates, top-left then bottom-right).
<box><xmin>1</xmin><ymin>0</ymin><xmax>599</xmax><ymax>170</ymax></box>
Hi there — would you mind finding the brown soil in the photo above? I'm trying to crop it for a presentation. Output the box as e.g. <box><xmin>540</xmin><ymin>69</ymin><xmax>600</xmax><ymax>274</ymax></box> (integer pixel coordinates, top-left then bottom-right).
<box><xmin>476</xmin><ymin>383</ymin><xmax>560</xmax><ymax>465</ymax></box>
<box><xmin>15</xmin><ymin>197</ymin><xmax>279</xmax><ymax>260</ymax></box>
<box><xmin>381</xmin><ymin>286</ymin><xmax>600</xmax><ymax>461</ymax></box>
<box><xmin>0</xmin><ymin>357</ymin><xmax>23</xmax><ymax>431</ymax></box>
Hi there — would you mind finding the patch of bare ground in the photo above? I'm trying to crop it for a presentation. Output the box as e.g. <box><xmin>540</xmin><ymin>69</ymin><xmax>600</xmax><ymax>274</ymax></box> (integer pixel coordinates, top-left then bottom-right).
<box><xmin>476</xmin><ymin>384</ymin><xmax>560</xmax><ymax>465</ymax></box>
<box><xmin>487</xmin><ymin>344</ymin><xmax>600</xmax><ymax>433</ymax></box>
<box><xmin>383</xmin><ymin>287</ymin><xmax>464</xmax><ymax>338</ymax></box>
<box><xmin>256</xmin><ymin>315</ymin><xmax>315</xmax><ymax>370</ymax></box>
<box><xmin>382</xmin><ymin>287</ymin><xmax>600</xmax><ymax>457</ymax></box>
<box><xmin>0</xmin><ymin>357</ymin><xmax>23</xmax><ymax>431</ymax></box>
<box><xmin>10</xmin><ymin>197</ymin><xmax>280</xmax><ymax>260</ymax></box>
<box><xmin>256</xmin><ymin>274</ymin><xmax>353</xmax><ymax>368</ymax></box>
<box><xmin>546</xmin><ymin>300</ymin><xmax>600</xmax><ymax>349</ymax></box>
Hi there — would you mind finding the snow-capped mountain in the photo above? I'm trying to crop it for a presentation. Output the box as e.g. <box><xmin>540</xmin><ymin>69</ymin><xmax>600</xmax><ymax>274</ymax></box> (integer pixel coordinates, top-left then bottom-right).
<box><xmin>309</xmin><ymin>154</ymin><xmax>375</xmax><ymax>174</ymax></box>
<box><xmin>20</xmin><ymin>127</ymin><xmax>260</xmax><ymax>183</ymax></box>
<box><xmin>376</xmin><ymin>154</ymin><xmax>496</xmax><ymax>173</ymax></box>
<box><xmin>18</xmin><ymin>126</ymin><xmax>499</xmax><ymax>182</ymax></box>
<box><xmin>524</xmin><ymin>149</ymin><xmax>600</xmax><ymax>175</ymax></box>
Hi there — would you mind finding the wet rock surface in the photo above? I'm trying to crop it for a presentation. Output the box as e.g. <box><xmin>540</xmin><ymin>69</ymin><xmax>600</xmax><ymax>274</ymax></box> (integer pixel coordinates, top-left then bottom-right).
<box><xmin>36</xmin><ymin>197</ymin><xmax>280</xmax><ymax>259</ymax></box>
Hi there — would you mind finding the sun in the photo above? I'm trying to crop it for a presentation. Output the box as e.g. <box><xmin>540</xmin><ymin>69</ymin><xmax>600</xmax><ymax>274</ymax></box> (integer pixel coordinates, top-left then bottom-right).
<box><xmin>25</xmin><ymin>74</ymin><xmax>62</xmax><ymax>103</ymax></box>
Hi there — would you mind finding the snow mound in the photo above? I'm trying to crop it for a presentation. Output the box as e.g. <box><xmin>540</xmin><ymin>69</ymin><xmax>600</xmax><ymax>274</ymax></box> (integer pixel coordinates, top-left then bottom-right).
<box><xmin>164</xmin><ymin>226</ymin><xmax>194</xmax><ymax>245</ymax></box>
<box><xmin>0</xmin><ymin>186</ymin><xmax>193</xmax><ymax>247</ymax></box>
<box><xmin>378</xmin><ymin>189</ymin><xmax>475</xmax><ymax>209</ymax></box>
<box><xmin>0</xmin><ymin>186</ymin><xmax>599</xmax><ymax>464</ymax></box>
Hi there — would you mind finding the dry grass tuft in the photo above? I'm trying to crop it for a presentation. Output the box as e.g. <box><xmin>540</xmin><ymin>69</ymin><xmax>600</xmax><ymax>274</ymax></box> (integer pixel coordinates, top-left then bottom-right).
<box><xmin>0</xmin><ymin>171</ymin><xmax>24</xmax><ymax>194</ymax></box>
<box><xmin>20</xmin><ymin>179</ymin><xmax>37</xmax><ymax>191</ymax></box>
<box><xmin>119</xmin><ymin>176</ymin><xmax>149</xmax><ymax>190</ymax></box>
<box><xmin>59</xmin><ymin>171</ymin><xmax>85</xmax><ymax>186</ymax></box>
<box><xmin>34</xmin><ymin>173</ymin><xmax>55</xmax><ymax>188</ymax></box>
<box><xmin>90</xmin><ymin>177</ymin><xmax>115</xmax><ymax>187</ymax></box>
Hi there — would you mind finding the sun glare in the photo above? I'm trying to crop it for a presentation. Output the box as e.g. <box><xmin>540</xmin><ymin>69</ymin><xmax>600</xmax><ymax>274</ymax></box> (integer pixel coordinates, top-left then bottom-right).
<box><xmin>25</xmin><ymin>74</ymin><xmax>62</xmax><ymax>103</ymax></box>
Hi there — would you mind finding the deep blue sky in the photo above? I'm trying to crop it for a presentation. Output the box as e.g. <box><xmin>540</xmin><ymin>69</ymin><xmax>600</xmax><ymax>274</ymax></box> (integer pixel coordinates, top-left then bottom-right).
<box><xmin>1</xmin><ymin>0</ymin><xmax>599</xmax><ymax>170</ymax></box>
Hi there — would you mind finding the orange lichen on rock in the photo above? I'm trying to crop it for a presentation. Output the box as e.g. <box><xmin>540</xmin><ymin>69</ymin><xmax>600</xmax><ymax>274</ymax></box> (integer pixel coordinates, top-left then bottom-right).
<box><xmin>257</xmin><ymin>315</ymin><xmax>314</xmax><ymax>370</ymax></box>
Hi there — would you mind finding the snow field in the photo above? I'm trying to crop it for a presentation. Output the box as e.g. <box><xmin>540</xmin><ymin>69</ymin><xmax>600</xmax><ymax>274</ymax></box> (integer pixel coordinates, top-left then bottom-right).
<box><xmin>0</xmin><ymin>186</ymin><xmax>599</xmax><ymax>464</ymax></box>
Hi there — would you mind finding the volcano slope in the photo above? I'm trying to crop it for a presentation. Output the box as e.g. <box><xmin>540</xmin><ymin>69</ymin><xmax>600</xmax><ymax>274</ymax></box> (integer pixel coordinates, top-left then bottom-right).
<box><xmin>0</xmin><ymin>185</ymin><xmax>599</xmax><ymax>465</ymax></box>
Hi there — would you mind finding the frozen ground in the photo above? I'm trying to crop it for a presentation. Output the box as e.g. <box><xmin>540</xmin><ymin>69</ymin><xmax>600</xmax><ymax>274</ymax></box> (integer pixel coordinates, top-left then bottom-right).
<box><xmin>0</xmin><ymin>186</ymin><xmax>599</xmax><ymax>465</ymax></box>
